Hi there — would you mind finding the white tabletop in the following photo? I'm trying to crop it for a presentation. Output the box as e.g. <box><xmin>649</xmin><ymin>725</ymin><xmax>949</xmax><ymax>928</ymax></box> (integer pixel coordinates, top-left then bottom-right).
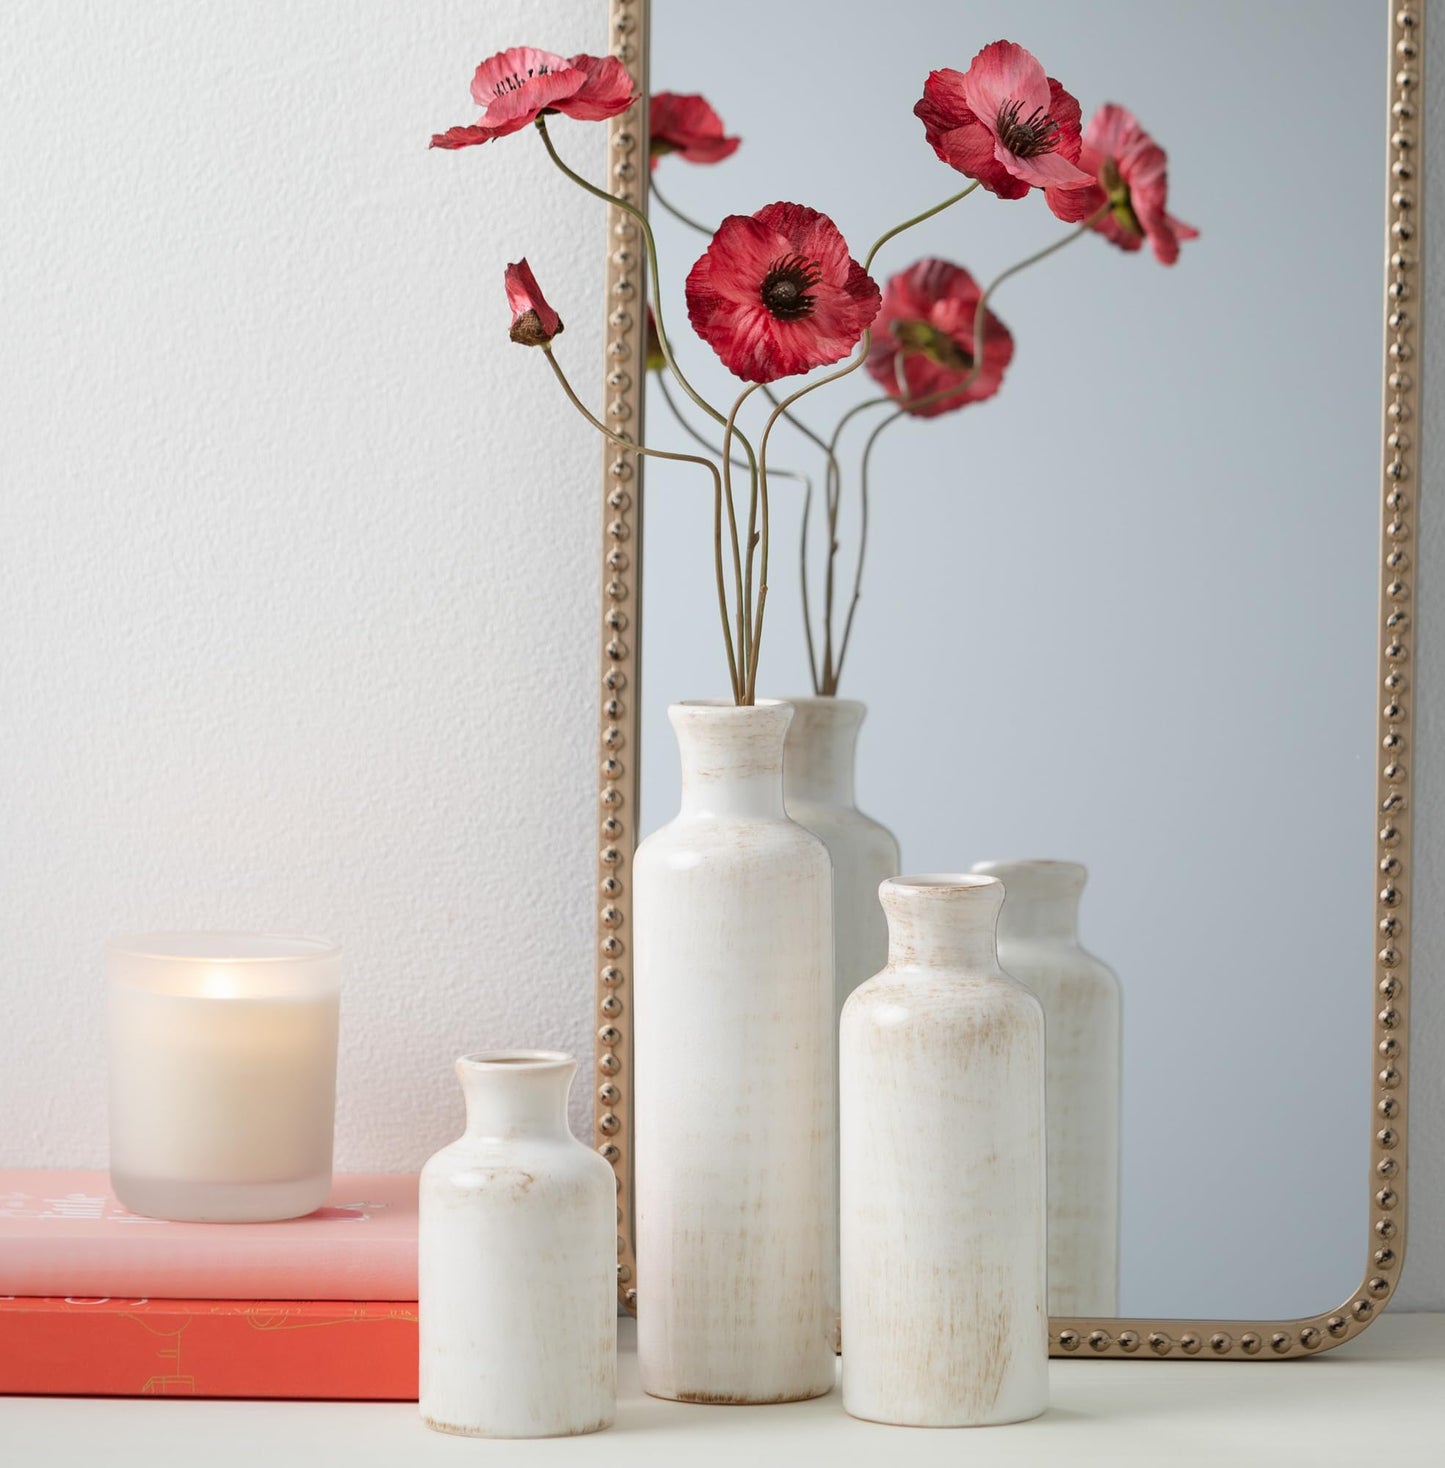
<box><xmin>3</xmin><ymin>1313</ymin><xmax>1442</xmax><ymax>1466</ymax></box>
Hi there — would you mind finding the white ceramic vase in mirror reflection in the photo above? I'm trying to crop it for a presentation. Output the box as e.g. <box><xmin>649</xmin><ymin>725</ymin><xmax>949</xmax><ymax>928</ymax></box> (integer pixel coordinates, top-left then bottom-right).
<box><xmin>106</xmin><ymin>932</ymin><xmax>340</xmax><ymax>1223</ymax></box>
<box><xmin>974</xmin><ymin>859</ymin><xmax>1121</xmax><ymax>1316</ymax></box>
<box><xmin>418</xmin><ymin>1051</ymin><xmax>615</xmax><ymax>1438</ymax></box>
<box><xmin>782</xmin><ymin>696</ymin><xmax>901</xmax><ymax>1018</ymax></box>
<box><xmin>634</xmin><ymin>700</ymin><xmax>835</xmax><ymax>1404</ymax></box>
<box><xmin>840</xmin><ymin>876</ymin><xmax>1047</xmax><ymax>1427</ymax></box>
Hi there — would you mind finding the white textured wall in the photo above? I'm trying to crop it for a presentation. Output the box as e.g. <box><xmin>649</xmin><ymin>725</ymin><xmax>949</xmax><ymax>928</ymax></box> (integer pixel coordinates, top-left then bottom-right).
<box><xmin>1395</xmin><ymin>8</ymin><xmax>1443</xmax><ymax>1312</ymax></box>
<box><xmin>0</xmin><ymin>0</ymin><xmax>608</xmax><ymax>1163</ymax></box>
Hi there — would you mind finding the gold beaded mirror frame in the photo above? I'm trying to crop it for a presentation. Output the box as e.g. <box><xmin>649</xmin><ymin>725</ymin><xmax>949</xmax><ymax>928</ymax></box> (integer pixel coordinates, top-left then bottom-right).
<box><xmin>593</xmin><ymin>0</ymin><xmax>1423</xmax><ymax>1358</ymax></box>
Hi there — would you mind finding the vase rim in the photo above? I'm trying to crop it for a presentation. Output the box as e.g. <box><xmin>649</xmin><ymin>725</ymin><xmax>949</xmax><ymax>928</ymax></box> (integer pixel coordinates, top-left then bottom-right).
<box><xmin>457</xmin><ymin>1049</ymin><xmax>575</xmax><ymax>1071</ymax></box>
<box><xmin>886</xmin><ymin>873</ymin><xmax>1001</xmax><ymax>896</ymax></box>
<box><xmin>673</xmin><ymin>697</ymin><xmax>791</xmax><ymax>713</ymax></box>
<box><xmin>972</xmin><ymin>858</ymin><xmax>1088</xmax><ymax>880</ymax></box>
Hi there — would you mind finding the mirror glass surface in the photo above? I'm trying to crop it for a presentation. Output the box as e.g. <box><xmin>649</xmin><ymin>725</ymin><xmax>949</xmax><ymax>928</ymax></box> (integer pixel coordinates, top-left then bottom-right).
<box><xmin>640</xmin><ymin>0</ymin><xmax>1384</xmax><ymax>1319</ymax></box>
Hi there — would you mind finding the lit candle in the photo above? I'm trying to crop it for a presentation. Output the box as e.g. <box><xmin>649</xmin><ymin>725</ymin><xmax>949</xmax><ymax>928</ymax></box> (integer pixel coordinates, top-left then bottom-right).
<box><xmin>106</xmin><ymin>933</ymin><xmax>341</xmax><ymax>1222</ymax></box>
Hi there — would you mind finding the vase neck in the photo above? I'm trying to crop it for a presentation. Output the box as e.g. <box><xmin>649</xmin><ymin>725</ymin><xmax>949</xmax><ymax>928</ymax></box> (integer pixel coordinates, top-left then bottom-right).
<box><xmin>882</xmin><ymin>876</ymin><xmax>1003</xmax><ymax>973</ymax></box>
<box><xmin>972</xmin><ymin>860</ymin><xmax>1086</xmax><ymax>943</ymax></box>
<box><xmin>671</xmin><ymin>700</ymin><xmax>792</xmax><ymax>819</ymax></box>
<box><xmin>782</xmin><ymin>696</ymin><xmax>864</xmax><ymax>806</ymax></box>
<box><xmin>455</xmin><ymin>1052</ymin><xmax>575</xmax><ymax>1141</ymax></box>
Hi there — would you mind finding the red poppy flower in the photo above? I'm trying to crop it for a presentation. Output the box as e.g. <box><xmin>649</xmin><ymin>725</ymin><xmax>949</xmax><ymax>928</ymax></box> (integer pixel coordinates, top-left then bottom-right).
<box><xmin>506</xmin><ymin>258</ymin><xmax>563</xmax><ymax>347</ymax></box>
<box><xmin>915</xmin><ymin>40</ymin><xmax>1093</xmax><ymax>199</ymax></box>
<box><xmin>865</xmin><ymin>260</ymin><xmax>1013</xmax><ymax>417</ymax></box>
<box><xmin>649</xmin><ymin>92</ymin><xmax>740</xmax><ymax>169</ymax></box>
<box><xmin>431</xmin><ymin>46</ymin><xmax>636</xmax><ymax>150</ymax></box>
<box><xmin>1044</xmin><ymin>104</ymin><xmax>1199</xmax><ymax>265</ymax></box>
<box><xmin>685</xmin><ymin>202</ymin><xmax>880</xmax><ymax>384</ymax></box>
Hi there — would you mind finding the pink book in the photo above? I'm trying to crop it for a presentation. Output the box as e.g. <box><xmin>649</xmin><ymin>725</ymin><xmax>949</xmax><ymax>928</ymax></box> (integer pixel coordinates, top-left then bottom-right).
<box><xmin>0</xmin><ymin>1171</ymin><xmax>417</xmax><ymax>1301</ymax></box>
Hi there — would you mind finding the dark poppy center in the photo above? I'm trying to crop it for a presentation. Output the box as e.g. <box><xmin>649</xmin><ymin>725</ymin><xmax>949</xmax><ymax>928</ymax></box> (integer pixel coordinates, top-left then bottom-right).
<box><xmin>493</xmin><ymin>63</ymin><xmax>552</xmax><ymax>98</ymax></box>
<box><xmin>995</xmin><ymin>99</ymin><xmax>1061</xmax><ymax>159</ymax></box>
<box><xmin>760</xmin><ymin>253</ymin><xmax>823</xmax><ymax>322</ymax></box>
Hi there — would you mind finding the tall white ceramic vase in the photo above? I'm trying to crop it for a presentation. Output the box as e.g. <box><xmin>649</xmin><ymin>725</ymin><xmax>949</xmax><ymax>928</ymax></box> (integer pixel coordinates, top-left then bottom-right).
<box><xmin>419</xmin><ymin>1051</ymin><xmax>615</xmax><ymax>1438</ymax></box>
<box><xmin>634</xmin><ymin>700</ymin><xmax>836</xmax><ymax>1404</ymax></box>
<box><xmin>840</xmin><ymin>875</ymin><xmax>1047</xmax><ymax>1427</ymax></box>
<box><xmin>974</xmin><ymin>858</ymin><xmax>1121</xmax><ymax>1316</ymax></box>
<box><xmin>782</xmin><ymin>697</ymin><xmax>900</xmax><ymax>1021</ymax></box>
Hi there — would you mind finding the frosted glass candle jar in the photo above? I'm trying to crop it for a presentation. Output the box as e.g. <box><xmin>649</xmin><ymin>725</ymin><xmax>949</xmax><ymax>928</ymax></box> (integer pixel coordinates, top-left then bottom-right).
<box><xmin>106</xmin><ymin>933</ymin><xmax>341</xmax><ymax>1222</ymax></box>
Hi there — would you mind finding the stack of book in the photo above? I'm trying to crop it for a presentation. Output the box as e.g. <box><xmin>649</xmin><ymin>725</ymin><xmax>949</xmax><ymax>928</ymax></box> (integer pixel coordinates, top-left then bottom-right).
<box><xmin>0</xmin><ymin>1171</ymin><xmax>418</xmax><ymax>1399</ymax></box>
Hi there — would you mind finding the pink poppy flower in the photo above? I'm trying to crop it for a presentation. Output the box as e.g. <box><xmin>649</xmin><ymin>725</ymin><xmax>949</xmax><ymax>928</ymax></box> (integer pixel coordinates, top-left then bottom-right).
<box><xmin>915</xmin><ymin>40</ymin><xmax>1093</xmax><ymax>199</ymax></box>
<box><xmin>1044</xmin><ymin>104</ymin><xmax>1199</xmax><ymax>265</ymax></box>
<box><xmin>649</xmin><ymin>92</ymin><xmax>740</xmax><ymax>169</ymax></box>
<box><xmin>506</xmin><ymin>259</ymin><xmax>563</xmax><ymax>347</ymax></box>
<box><xmin>685</xmin><ymin>202</ymin><xmax>880</xmax><ymax>384</ymax></box>
<box><xmin>865</xmin><ymin>260</ymin><xmax>1014</xmax><ymax>417</ymax></box>
<box><xmin>431</xmin><ymin>46</ymin><xmax>636</xmax><ymax>150</ymax></box>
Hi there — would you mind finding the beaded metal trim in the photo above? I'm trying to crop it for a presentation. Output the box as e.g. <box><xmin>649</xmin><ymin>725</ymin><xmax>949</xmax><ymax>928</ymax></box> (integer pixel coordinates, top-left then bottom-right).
<box><xmin>596</xmin><ymin>0</ymin><xmax>1422</xmax><ymax>1352</ymax></box>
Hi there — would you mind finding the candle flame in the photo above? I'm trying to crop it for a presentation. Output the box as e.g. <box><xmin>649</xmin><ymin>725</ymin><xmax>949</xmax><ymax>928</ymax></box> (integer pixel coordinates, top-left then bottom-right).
<box><xmin>200</xmin><ymin>968</ymin><xmax>243</xmax><ymax>999</ymax></box>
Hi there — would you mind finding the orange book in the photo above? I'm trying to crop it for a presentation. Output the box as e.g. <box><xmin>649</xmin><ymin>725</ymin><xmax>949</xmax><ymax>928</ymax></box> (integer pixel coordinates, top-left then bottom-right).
<box><xmin>0</xmin><ymin>1296</ymin><xmax>417</xmax><ymax>1399</ymax></box>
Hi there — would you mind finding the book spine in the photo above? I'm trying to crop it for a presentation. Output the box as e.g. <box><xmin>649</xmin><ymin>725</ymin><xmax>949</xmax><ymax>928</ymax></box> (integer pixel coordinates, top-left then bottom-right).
<box><xmin>0</xmin><ymin>1300</ymin><xmax>419</xmax><ymax>1400</ymax></box>
<box><xmin>0</xmin><ymin>1251</ymin><xmax>417</xmax><ymax>1303</ymax></box>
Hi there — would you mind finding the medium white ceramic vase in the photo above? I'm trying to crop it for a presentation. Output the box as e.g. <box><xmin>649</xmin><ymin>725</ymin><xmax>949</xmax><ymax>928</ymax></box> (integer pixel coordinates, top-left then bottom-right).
<box><xmin>974</xmin><ymin>858</ymin><xmax>1121</xmax><ymax>1316</ymax></box>
<box><xmin>782</xmin><ymin>696</ymin><xmax>900</xmax><ymax>1020</ymax></box>
<box><xmin>840</xmin><ymin>875</ymin><xmax>1047</xmax><ymax>1427</ymax></box>
<box><xmin>418</xmin><ymin>1051</ymin><xmax>615</xmax><ymax>1438</ymax></box>
<box><xmin>634</xmin><ymin>700</ymin><xmax>836</xmax><ymax>1404</ymax></box>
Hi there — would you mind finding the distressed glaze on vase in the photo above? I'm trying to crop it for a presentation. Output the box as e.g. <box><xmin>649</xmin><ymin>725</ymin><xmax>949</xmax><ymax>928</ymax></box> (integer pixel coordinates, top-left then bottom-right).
<box><xmin>974</xmin><ymin>858</ymin><xmax>1120</xmax><ymax>1316</ymax></box>
<box><xmin>781</xmin><ymin>694</ymin><xmax>899</xmax><ymax>1336</ymax></box>
<box><xmin>634</xmin><ymin>700</ymin><xmax>836</xmax><ymax>1404</ymax></box>
<box><xmin>840</xmin><ymin>875</ymin><xmax>1046</xmax><ymax>1427</ymax></box>
<box><xmin>419</xmin><ymin>1051</ymin><xmax>615</xmax><ymax>1438</ymax></box>
<box><xmin>782</xmin><ymin>697</ymin><xmax>901</xmax><ymax>1021</ymax></box>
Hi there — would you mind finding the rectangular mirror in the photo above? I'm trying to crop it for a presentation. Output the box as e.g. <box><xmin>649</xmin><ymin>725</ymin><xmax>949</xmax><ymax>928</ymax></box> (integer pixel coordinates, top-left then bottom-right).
<box><xmin>595</xmin><ymin>0</ymin><xmax>1421</xmax><ymax>1357</ymax></box>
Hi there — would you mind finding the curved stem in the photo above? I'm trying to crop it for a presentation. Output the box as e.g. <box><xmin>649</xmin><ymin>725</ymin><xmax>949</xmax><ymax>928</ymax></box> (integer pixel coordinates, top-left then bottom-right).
<box><xmin>833</xmin><ymin>407</ymin><xmax>903</xmax><ymax>688</ymax></box>
<box><xmin>536</xmin><ymin>116</ymin><xmax>745</xmax><ymax>456</ymax></box>
<box><xmin>727</xmin><ymin>383</ymin><xmax>762</xmax><ymax>700</ymax></box>
<box><xmin>863</xmin><ymin>180</ymin><xmax>981</xmax><ymax>272</ymax></box>
<box><xmin>657</xmin><ymin>371</ymin><xmax>808</xmax><ymax>489</ymax></box>
<box><xmin>824</xmin><ymin>205</ymin><xmax>1113</xmax><ymax>689</ymax></box>
<box><xmin>719</xmin><ymin>381</ymin><xmax>757</xmax><ymax>695</ymax></box>
<box><xmin>542</xmin><ymin>346</ymin><xmax>740</xmax><ymax>701</ymax></box>
<box><xmin>648</xmin><ymin>175</ymin><xmax>712</xmax><ymax>236</ymax></box>
<box><xmin>756</xmin><ymin>337</ymin><xmax>875</xmax><ymax>700</ymax></box>
<box><xmin>799</xmin><ymin>472</ymin><xmax>820</xmax><ymax>694</ymax></box>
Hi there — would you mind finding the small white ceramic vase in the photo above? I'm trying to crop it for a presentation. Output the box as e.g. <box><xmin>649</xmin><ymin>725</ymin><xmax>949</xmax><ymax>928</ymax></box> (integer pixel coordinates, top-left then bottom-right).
<box><xmin>974</xmin><ymin>859</ymin><xmax>1121</xmax><ymax>1316</ymax></box>
<box><xmin>634</xmin><ymin>700</ymin><xmax>836</xmax><ymax>1404</ymax></box>
<box><xmin>840</xmin><ymin>875</ymin><xmax>1047</xmax><ymax>1427</ymax></box>
<box><xmin>418</xmin><ymin>1051</ymin><xmax>615</xmax><ymax>1438</ymax></box>
<box><xmin>782</xmin><ymin>696</ymin><xmax>901</xmax><ymax>1020</ymax></box>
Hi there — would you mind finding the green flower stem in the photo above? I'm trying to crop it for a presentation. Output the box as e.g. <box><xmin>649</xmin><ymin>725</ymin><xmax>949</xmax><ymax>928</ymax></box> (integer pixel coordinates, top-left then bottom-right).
<box><xmin>661</xmin><ymin>367</ymin><xmax>814</xmax><ymax>693</ymax></box>
<box><xmin>542</xmin><ymin>345</ymin><xmax>740</xmax><ymax>701</ymax></box>
<box><xmin>832</xmin><ymin>406</ymin><xmax>903</xmax><ymax>688</ymax></box>
<box><xmin>648</xmin><ymin>175</ymin><xmax>712</xmax><ymax>236</ymax></box>
<box><xmin>756</xmin><ymin>335</ymin><xmax>876</xmax><ymax>701</ymax></box>
<box><xmin>862</xmin><ymin>180</ymin><xmax>981</xmax><ymax>272</ymax></box>
<box><xmin>819</xmin><ymin>202</ymin><xmax>1112</xmax><ymax>692</ymax></box>
<box><xmin>726</xmin><ymin>383</ymin><xmax>763</xmax><ymax>701</ymax></box>
<box><xmin>657</xmin><ymin>371</ymin><xmax>809</xmax><ymax>491</ymax></box>
<box><xmin>536</xmin><ymin>114</ymin><xmax>755</xmax><ymax>699</ymax></box>
<box><xmin>535</xmin><ymin>116</ymin><xmax>757</xmax><ymax>482</ymax></box>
